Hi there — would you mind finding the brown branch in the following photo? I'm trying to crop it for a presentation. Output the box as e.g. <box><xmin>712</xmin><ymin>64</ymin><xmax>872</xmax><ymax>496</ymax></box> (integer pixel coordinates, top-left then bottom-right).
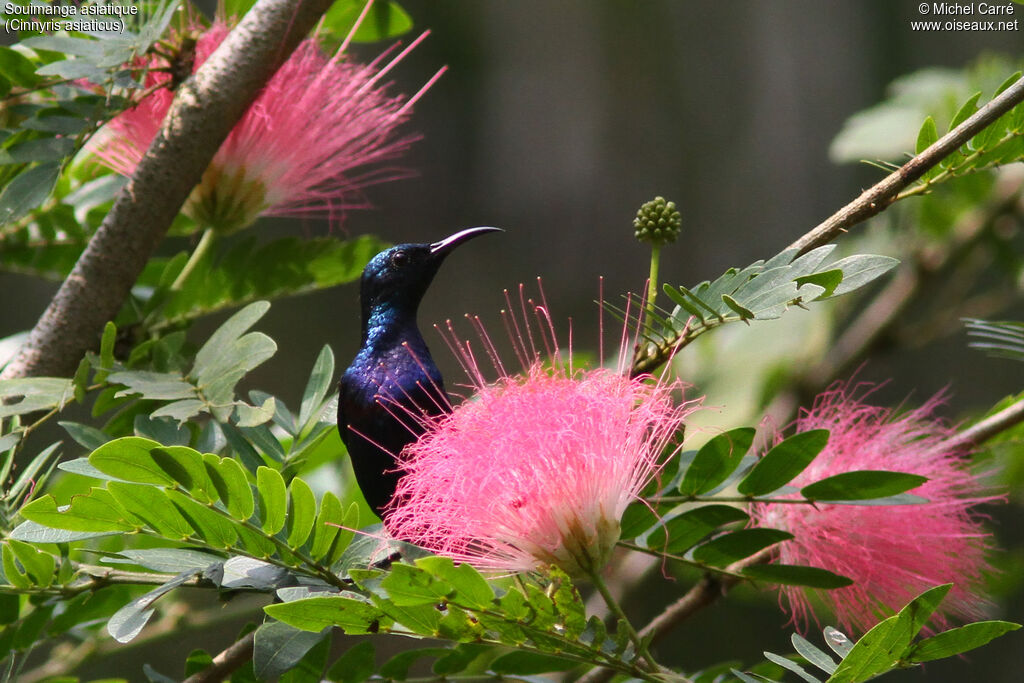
<box><xmin>182</xmin><ymin>631</ymin><xmax>256</xmax><ymax>683</ymax></box>
<box><xmin>788</xmin><ymin>74</ymin><xmax>1024</xmax><ymax>255</ymax></box>
<box><xmin>0</xmin><ymin>0</ymin><xmax>336</xmax><ymax>381</ymax></box>
<box><xmin>944</xmin><ymin>395</ymin><xmax>1024</xmax><ymax>453</ymax></box>
<box><xmin>760</xmin><ymin>181</ymin><xmax>1024</xmax><ymax>430</ymax></box>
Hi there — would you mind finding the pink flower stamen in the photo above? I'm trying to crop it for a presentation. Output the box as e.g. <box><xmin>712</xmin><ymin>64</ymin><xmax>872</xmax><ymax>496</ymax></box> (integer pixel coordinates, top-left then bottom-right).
<box><xmin>751</xmin><ymin>384</ymin><xmax>999</xmax><ymax>634</ymax></box>
<box><xmin>91</xmin><ymin>13</ymin><xmax>437</xmax><ymax>233</ymax></box>
<box><xmin>384</xmin><ymin>282</ymin><xmax>701</xmax><ymax>577</ymax></box>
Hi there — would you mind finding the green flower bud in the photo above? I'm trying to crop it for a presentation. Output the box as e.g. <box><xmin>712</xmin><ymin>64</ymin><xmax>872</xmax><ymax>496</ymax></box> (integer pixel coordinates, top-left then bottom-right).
<box><xmin>633</xmin><ymin>196</ymin><xmax>682</xmax><ymax>246</ymax></box>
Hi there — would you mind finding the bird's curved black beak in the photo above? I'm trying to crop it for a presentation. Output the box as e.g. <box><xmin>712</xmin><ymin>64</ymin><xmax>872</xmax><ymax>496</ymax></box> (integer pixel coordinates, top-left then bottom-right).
<box><xmin>429</xmin><ymin>226</ymin><xmax>502</xmax><ymax>256</ymax></box>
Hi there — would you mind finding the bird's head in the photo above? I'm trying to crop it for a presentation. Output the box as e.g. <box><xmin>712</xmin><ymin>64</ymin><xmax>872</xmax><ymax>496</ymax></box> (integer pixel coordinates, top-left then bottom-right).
<box><xmin>360</xmin><ymin>226</ymin><xmax>502</xmax><ymax>321</ymax></box>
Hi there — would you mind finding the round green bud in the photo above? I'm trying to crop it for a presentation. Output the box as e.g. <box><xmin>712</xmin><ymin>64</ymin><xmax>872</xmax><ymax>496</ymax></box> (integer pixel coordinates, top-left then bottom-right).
<box><xmin>633</xmin><ymin>196</ymin><xmax>681</xmax><ymax>246</ymax></box>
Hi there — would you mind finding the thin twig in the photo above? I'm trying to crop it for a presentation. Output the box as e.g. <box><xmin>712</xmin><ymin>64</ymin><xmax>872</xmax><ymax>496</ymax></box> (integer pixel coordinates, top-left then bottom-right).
<box><xmin>639</xmin><ymin>551</ymin><xmax>770</xmax><ymax>646</ymax></box>
<box><xmin>944</xmin><ymin>395</ymin><xmax>1024</xmax><ymax>453</ymax></box>
<box><xmin>576</xmin><ymin>552</ymin><xmax>769</xmax><ymax>683</ymax></box>
<box><xmin>763</xmin><ymin>181</ymin><xmax>1023</xmax><ymax>429</ymax></box>
<box><xmin>182</xmin><ymin>631</ymin><xmax>256</xmax><ymax>683</ymax></box>
<box><xmin>1</xmin><ymin>0</ymin><xmax>336</xmax><ymax>381</ymax></box>
<box><xmin>788</xmin><ymin>74</ymin><xmax>1024</xmax><ymax>255</ymax></box>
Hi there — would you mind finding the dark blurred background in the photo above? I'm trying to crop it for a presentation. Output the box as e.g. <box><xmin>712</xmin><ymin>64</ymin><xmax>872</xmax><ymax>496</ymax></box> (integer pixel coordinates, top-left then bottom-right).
<box><xmin>3</xmin><ymin>0</ymin><xmax>1023</xmax><ymax>679</ymax></box>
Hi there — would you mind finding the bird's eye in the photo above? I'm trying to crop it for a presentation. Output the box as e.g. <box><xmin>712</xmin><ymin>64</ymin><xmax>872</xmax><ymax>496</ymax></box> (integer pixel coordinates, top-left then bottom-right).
<box><xmin>390</xmin><ymin>250</ymin><xmax>409</xmax><ymax>267</ymax></box>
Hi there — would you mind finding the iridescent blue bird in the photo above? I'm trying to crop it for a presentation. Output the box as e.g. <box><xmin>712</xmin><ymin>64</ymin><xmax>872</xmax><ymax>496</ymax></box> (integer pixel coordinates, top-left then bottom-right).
<box><xmin>338</xmin><ymin>227</ymin><xmax>501</xmax><ymax>515</ymax></box>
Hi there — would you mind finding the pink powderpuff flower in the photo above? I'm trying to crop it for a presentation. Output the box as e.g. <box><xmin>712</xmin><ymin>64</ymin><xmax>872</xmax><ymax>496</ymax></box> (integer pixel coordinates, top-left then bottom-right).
<box><xmin>750</xmin><ymin>385</ymin><xmax>999</xmax><ymax>635</ymax></box>
<box><xmin>91</xmin><ymin>4</ymin><xmax>443</xmax><ymax>234</ymax></box>
<box><xmin>383</xmin><ymin>285</ymin><xmax>701</xmax><ymax>577</ymax></box>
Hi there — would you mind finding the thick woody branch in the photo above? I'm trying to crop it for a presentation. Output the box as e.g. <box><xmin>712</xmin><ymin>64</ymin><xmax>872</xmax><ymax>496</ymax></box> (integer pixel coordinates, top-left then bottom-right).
<box><xmin>789</xmin><ymin>75</ymin><xmax>1024</xmax><ymax>255</ymax></box>
<box><xmin>1</xmin><ymin>0</ymin><xmax>336</xmax><ymax>381</ymax></box>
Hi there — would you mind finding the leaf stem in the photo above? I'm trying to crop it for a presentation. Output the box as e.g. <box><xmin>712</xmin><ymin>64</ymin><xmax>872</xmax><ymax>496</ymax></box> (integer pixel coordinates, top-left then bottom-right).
<box><xmin>617</xmin><ymin>542</ymin><xmax>749</xmax><ymax>579</ymax></box>
<box><xmin>646</xmin><ymin>244</ymin><xmax>662</xmax><ymax>325</ymax></box>
<box><xmin>577</xmin><ymin>552</ymin><xmax>768</xmax><ymax>683</ymax></box>
<box><xmin>586</xmin><ymin>567</ymin><xmax>660</xmax><ymax>672</ymax></box>
<box><xmin>170</xmin><ymin>227</ymin><xmax>218</xmax><ymax>291</ymax></box>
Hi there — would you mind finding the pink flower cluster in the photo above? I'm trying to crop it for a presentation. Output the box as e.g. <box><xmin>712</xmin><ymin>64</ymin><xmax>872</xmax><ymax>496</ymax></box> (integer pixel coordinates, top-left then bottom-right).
<box><xmin>385</xmin><ymin>288</ymin><xmax>699</xmax><ymax>576</ymax></box>
<box><xmin>752</xmin><ymin>386</ymin><xmax>998</xmax><ymax>634</ymax></box>
<box><xmin>92</xmin><ymin>13</ymin><xmax>441</xmax><ymax>233</ymax></box>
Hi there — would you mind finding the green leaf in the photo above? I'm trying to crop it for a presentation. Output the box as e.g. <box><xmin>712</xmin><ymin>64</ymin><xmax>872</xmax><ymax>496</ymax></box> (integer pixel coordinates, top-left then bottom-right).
<box><xmin>827</xmin><ymin>584</ymin><xmax>952</xmax><ymax>683</ymax></box>
<box><xmin>6</xmin><ymin>540</ymin><xmax>55</xmax><ymax>587</ymax></box>
<box><xmin>619</xmin><ymin>501</ymin><xmax>658</xmax><ymax>539</ymax></box>
<box><xmin>235</xmin><ymin>396</ymin><xmax>276</xmax><ymax>427</ymax></box>
<box><xmin>266</xmin><ymin>596</ymin><xmax>389</xmax><ymax>635</ymax></box>
<box><xmin>185</xmin><ymin>649</ymin><xmax>216</xmax><ymax>678</ymax></box>
<box><xmin>0</xmin><ymin>46</ymin><xmax>40</xmax><ymax>88</ymax></box>
<box><xmin>107</xmin><ymin>482</ymin><xmax>195</xmax><ymax>540</ymax></box>
<box><xmin>11</xmin><ymin>603</ymin><xmax>55</xmax><ymax>650</ymax></box>
<box><xmin>645</xmin><ymin>504</ymin><xmax>749</xmax><ymax>554</ymax></box>
<box><xmin>326</xmin><ymin>641</ymin><xmax>376</xmax><ymax>683</ymax></box>
<box><xmin>253</xmin><ymin>621</ymin><xmax>328</xmax><ymax>681</ymax></box>
<box><xmin>0</xmin><ymin>162</ymin><xmax>61</xmax><ymax>224</ymax></box>
<box><xmin>948</xmin><ymin>92</ymin><xmax>981</xmax><ymax>132</ymax></box>
<box><xmin>794</xmin><ymin>269</ymin><xmax>843</xmax><ymax>298</ymax></box>
<box><xmin>415</xmin><ymin>556</ymin><xmax>495</xmax><ymax>610</ymax></box>
<box><xmin>490</xmin><ymin>651</ymin><xmax>579</xmax><ymax>675</ymax></box>
<box><xmin>108</xmin><ymin>569</ymin><xmax>203</xmax><ymax>643</ymax></box>
<box><xmin>692</xmin><ymin>528</ymin><xmax>792</xmax><ymax>567</ymax></box>
<box><xmin>48</xmin><ymin>586</ymin><xmax>136</xmax><ymax>636</ymax></box>
<box><xmin>905</xmin><ymin>621</ymin><xmax>1020</xmax><ymax>663</ymax></box>
<box><xmin>377</xmin><ymin>647</ymin><xmax>450</xmax><ymax>680</ymax></box>
<box><xmin>800</xmin><ymin>470</ymin><xmax>928</xmax><ymax>501</ymax></box>
<box><xmin>257</xmin><ymin>466</ymin><xmax>287</xmax><ymax>535</ymax></box>
<box><xmin>436</xmin><ymin>604</ymin><xmax>484</xmax><ymax>642</ymax></box>
<box><xmin>114</xmin><ymin>548</ymin><xmax>222</xmax><ymax>573</ymax></box>
<box><xmin>738</xmin><ymin>430</ymin><xmax>829</xmax><ymax>497</ymax></box>
<box><xmin>158</xmin><ymin>237</ymin><xmax>386</xmax><ymax>329</ymax></box>
<box><xmin>8</xmin><ymin>441</ymin><xmax>59</xmax><ymax>500</ymax></box>
<box><xmin>915</xmin><ymin>115</ymin><xmax>939</xmax><ymax>154</ymax></box>
<box><xmin>299</xmin><ymin>345</ymin><xmax>335</xmax><ymax>429</ymax></box>
<box><xmin>965</xmin><ymin>318</ymin><xmax>1024</xmax><ymax>362</ymax></box>
<box><xmin>792</xmin><ymin>633</ymin><xmax>838</xmax><ymax>675</ymax></box>
<box><xmin>722</xmin><ymin>294</ymin><xmax>754</xmax><ymax>320</ymax></box>
<box><xmin>18</xmin><ymin>489</ymin><xmax>136</xmax><ymax>532</ymax></box>
<box><xmin>433</xmin><ymin>643</ymin><xmax>491</xmax><ymax>676</ymax></box>
<box><xmin>309</xmin><ymin>491</ymin><xmax>344</xmax><ymax>560</ymax></box>
<box><xmin>286</xmin><ymin>478</ymin><xmax>317</xmax><ymax>548</ymax></box>
<box><xmin>108</xmin><ymin>370</ymin><xmax>196</xmax><ymax>401</ymax></box>
<box><xmin>89</xmin><ymin>437</ymin><xmax>177</xmax><ymax>486</ymax></box>
<box><xmin>150</xmin><ymin>446</ymin><xmax>215</xmax><ymax>502</ymax></box>
<box><xmin>21</xmin><ymin>35</ymin><xmax>106</xmax><ymax>59</ymax></box>
<box><xmin>9</xmin><ymin>521</ymin><xmax>116</xmax><ymax>543</ymax></box>
<box><xmin>192</xmin><ymin>301</ymin><xmax>272</xmax><ymax>385</ymax></box>
<box><xmin>678</xmin><ymin>427</ymin><xmax>755</xmax><ymax>496</ymax></box>
<box><xmin>763</xmin><ymin>652</ymin><xmax>822</xmax><ymax>683</ymax></box>
<box><xmin>742</xmin><ymin>564</ymin><xmax>853</xmax><ymax>589</ymax></box>
<box><xmin>60</xmin><ymin>421</ymin><xmax>109</xmax><ymax>450</ymax></box>
<box><xmin>1</xmin><ymin>543</ymin><xmax>29</xmax><ymax>589</ymax></box>
<box><xmin>321</xmin><ymin>1</ymin><xmax>413</xmax><ymax>43</ymax></box>
<box><xmin>374</xmin><ymin>600</ymin><xmax>442</xmax><ymax>636</ymax></box>
<box><xmin>827</xmin><ymin>256</ymin><xmax>899</xmax><ymax>296</ymax></box>
<box><xmin>165</xmin><ymin>490</ymin><xmax>239</xmax><ymax>549</ymax></box>
<box><xmin>379</xmin><ymin>563</ymin><xmax>454</xmax><ymax>607</ymax></box>
<box><xmin>203</xmin><ymin>454</ymin><xmax>255</xmax><ymax>520</ymax></box>
<box><xmin>0</xmin><ymin>377</ymin><xmax>74</xmax><ymax>417</ymax></box>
